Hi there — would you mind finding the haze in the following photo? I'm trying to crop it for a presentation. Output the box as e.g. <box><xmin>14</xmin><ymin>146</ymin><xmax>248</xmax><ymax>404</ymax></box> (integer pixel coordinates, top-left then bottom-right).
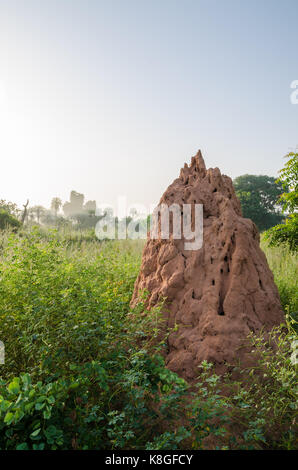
<box><xmin>0</xmin><ymin>0</ymin><xmax>297</xmax><ymax>210</ymax></box>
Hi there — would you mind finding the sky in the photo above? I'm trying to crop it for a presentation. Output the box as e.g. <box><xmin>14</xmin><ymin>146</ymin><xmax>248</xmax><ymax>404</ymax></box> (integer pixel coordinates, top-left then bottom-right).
<box><xmin>0</xmin><ymin>0</ymin><xmax>297</xmax><ymax>212</ymax></box>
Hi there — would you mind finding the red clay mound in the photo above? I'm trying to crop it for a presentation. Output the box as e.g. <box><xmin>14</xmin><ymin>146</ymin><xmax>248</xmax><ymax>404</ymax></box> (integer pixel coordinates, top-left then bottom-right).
<box><xmin>131</xmin><ymin>151</ymin><xmax>285</xmax><ymax>380</ymax></box>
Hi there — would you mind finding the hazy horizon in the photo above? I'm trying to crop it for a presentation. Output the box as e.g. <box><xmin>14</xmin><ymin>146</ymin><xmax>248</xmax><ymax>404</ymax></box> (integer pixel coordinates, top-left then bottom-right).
<box><xmin>1</xmin><ymin>0</ymin><xmax>297</xmax><ymax>210</ymax></box>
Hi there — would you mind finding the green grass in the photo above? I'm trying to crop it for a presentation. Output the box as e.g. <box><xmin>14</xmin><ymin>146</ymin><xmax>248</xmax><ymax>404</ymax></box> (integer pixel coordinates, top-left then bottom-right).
<box><xmin>261</xmin><ymin>236</ymin><xmax>298</xmax><ymax>319</ymax></box>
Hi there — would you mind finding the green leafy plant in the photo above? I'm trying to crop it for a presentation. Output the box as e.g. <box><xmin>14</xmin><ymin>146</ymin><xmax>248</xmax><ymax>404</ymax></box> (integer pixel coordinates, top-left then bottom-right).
<box><xmin>0</xmin><ymin>209</ymin><xmax>20</xmax><ymax>231</ymax></box>
<box><xmin>265</xmin><ymin>152</ymin><xmax>298</xmax><ymax>251</ymax></box>
<box><xmin>225</xmin><ymin>324</ymin><xmax>297</xmax><ymax>450</ymax></box>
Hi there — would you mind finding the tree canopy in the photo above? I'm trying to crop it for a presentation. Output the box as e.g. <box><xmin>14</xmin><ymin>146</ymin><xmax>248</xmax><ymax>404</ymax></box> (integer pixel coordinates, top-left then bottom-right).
<box><xmin>233</xmin><ymin>174</ymin><xmax>285</xmax><ymax>231</ymax></box>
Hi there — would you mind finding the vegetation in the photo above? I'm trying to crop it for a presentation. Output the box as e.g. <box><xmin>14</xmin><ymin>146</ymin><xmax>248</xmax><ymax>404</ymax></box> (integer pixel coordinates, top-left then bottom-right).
<box><xmin>233</xmin><ymin>174</ymin><xmax>285</xmax><ymax>231</ymax></box>
<box><xmin>0</xmin><ymin>209</ymin><xmax>21</xmax><ymax>231</ymax></box>
<box><xmin>51</xmin><ymin>198</ymin><xmax>62</xmax><ymax>219</ymax></box>
<box><xmin>222</xmin><ymin>323</ymin><xmax>297</xmax><ymax>450</ymax></box>
<box><xmin>265</xmin><ymin>152</ymin><xmax>298</xmax><ymax>252</ymax></box>
<box><xmin>0</xmin><ymin>200</ymin><xmax>20</xmax><ymax>218</ymax></box>
<box><xmin>0</xmin><ymin>200</ymin><xmax>21</xmax><ymax>231</ymax></box>
<box><xmin>261</xmin><ymin>238</ymin><xmax>298</xmax><ymax>323</ymax></box>
<box><xmin>0</xmin><ymin>152</ymin><xmax>296</xmax><ymax>450</ymax></box>
<box><xmin>0</xmin><ymin>228</ymin><xmax>296</xmax><ymax>450</ymax></box>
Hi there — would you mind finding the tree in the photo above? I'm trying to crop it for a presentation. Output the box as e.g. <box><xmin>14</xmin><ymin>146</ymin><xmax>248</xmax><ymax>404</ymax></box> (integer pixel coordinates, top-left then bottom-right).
<box><xmin>51</xmin><ymin>198</ymin><xmax>62</xmax><ymax>218</ymax></box>
<box><xmin>264</xmin><ymin>152</ymin><xmax>298</xmax><ymax>251</ymax></box>
<box><xmin>84</xmin><ymin>200</ymin><xmax>96</xmax><ymax>216</ymax></box>
<box><xmin>30</xmin><ymin>205</ymin><xmax>46</xmax><ymax>224</ymax></box>
<box><xmin>233</xmin><ymin>174</ymin><xmax>285</xmax><ymax>231</ymax></box>
<box><xmin>21</xmin><ymin>200</ymin><xmax>29</xmax><ymax>225</ymax></box>
<box><xmin>0</xmin><ymin>200</ymin><xmax>20</xmax><ymax>218</ymax></box>
<box><xmin>0</xmin><ymin>199</ymin><xmax>21</xmax><ymax>230</ymax></box>
<box><xmin>277</xmin><ymin>151</ymin><xmax>298</xmax><ymax>213</ymax></box>
<box><xmin>0</xmin><ymin>209</ymin><xmax>21</xmax><ymax>230</ymax></box>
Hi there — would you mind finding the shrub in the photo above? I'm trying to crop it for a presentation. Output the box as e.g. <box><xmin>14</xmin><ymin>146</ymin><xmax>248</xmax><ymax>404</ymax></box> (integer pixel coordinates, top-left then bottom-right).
<box><xmin>224</xmin><ymin>323</ymin><xmax>297</xmax><ymax>450</ymax></box>
<box><xmin>0</xmin><ymin>209</ymin><xmax>20</xmax><ymax>231</ymax></box>
<box><xmin>264</xmin><ymin>151</ymin><xmax>298</xmax><ymax>252</ymax></box>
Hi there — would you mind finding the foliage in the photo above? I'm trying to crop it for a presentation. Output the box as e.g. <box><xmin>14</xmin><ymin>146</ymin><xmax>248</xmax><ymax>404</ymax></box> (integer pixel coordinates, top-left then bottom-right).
<box><xmin>277</xmin><ymin>152</ymin><xmax>298</xmax><ymax>213</ymax></box>
<box><xmin>0</xmin><ymin>200</ymin><xmax>20</xmax><ymax>218</ymax></box>
<box><xmin>29</xmin><ymin>206</ymin><xmax>47</xmax><ymax>224</ymax></box>
<box><xmin>264</xmin><ymin>213</ymin><xmax>298</xmax><ymax>252</ymax></box>
<box><xmin>0</xmin><ymin>209</ymin><xmax>21</xmax><ymax>231</ymax></box>
<box><xmin>233</xmin><ymin>174</ymin><xmax>285</xmax><ymax>231</ymax></box>
<box><xmin>225</xmin><ymin>323</ymin><xmax>298</xmax><ymax>450</ymax></box>
<box><xmin>69</xmin><ymin>212</ymin><xmax>102</xmax><ymax>229</ymax></box>
<box><xmin>51</xmin><ymin>198</ymin><xmax>62</xmax><ymax>218</ymax></box>
<box><xmin>0</xmin><ymin>229</ymin><xmax>296</xmax><ymax>450</ymax></box>
<box><xmin>0</xmin><ymin>230</ymin><xmax>209</xmax><ymax>450</ymax></box>
<box><xmin>264</xmin><ymin>152</ymin><xmax>298</xmax><ymax>251</ymax></box>
<box><xmin>261</xmin><ymin>237</ymin><xmax>298</xmax><ymax>324</ymax></box>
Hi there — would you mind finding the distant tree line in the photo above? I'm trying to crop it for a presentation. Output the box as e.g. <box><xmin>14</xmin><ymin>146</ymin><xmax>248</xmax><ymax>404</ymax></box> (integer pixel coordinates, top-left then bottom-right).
<box><xmin>1</xmin><ymin>154</ymin><xmax>296</xmax><ymax>248</ymax></box>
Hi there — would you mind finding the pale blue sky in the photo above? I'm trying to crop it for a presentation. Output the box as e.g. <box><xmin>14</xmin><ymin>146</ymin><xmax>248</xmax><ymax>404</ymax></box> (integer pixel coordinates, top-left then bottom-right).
<box><xmin>0</xmin><ymin>0</ymin><xmax>297</xmax><ymax>210</ymax></box>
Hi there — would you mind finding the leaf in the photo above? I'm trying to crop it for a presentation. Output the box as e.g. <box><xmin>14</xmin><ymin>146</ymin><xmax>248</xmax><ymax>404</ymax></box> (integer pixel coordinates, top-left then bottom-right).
<box><xmin>16</xmin><ymin>443</ymin><xmax>29</xmax><ymax>450</ymax></box>
<box><xmin>30</xmin><ymin>428</ymin><xmax>41</xmax><ymax>438</ymax></box>
<box><xmin>43</xmin><ymin>408</ymin><xmax>51</xmax><ymax>419</ymax></box>
<box><xmin>35</xmin><ymin>402</ymin><xmax>45</xmax><ymax>411</ymax></box>
<box><xmin>8</xmin><ymin>378</ymin><xmax>20</xmax><ymax>395</ymax></box>
<box><xmin>4</xmin><ymin>411</ymin><xmax>14</xmax><ymax>424</ymax></box>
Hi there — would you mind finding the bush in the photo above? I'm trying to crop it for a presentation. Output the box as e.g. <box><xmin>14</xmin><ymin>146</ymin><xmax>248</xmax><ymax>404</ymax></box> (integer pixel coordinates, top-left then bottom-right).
<box><xmin>0</xmin><ymin>209</ymin><xmax>20</xmax><ymax>231</ymax></box>
<box><xmin>264</xmin><ymin>214</ymin><xmax>298</xmax><ymax>252</ymax></box>
<box><xmin>224</xmin><ymin>323</ymin><xmax>298</xmax><ymax>450</ymax></box>
<box><xmin>264</xmin><ymin>152</ymin><xmax>298</xmax><ymax>251</ymax></box>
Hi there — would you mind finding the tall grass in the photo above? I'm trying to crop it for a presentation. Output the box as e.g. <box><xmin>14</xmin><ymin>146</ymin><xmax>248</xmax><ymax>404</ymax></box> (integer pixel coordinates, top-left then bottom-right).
<box><xmin>261</xmin><ymin>236</ymin><xmax>298</xmax><ymax>318</ymax></box>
